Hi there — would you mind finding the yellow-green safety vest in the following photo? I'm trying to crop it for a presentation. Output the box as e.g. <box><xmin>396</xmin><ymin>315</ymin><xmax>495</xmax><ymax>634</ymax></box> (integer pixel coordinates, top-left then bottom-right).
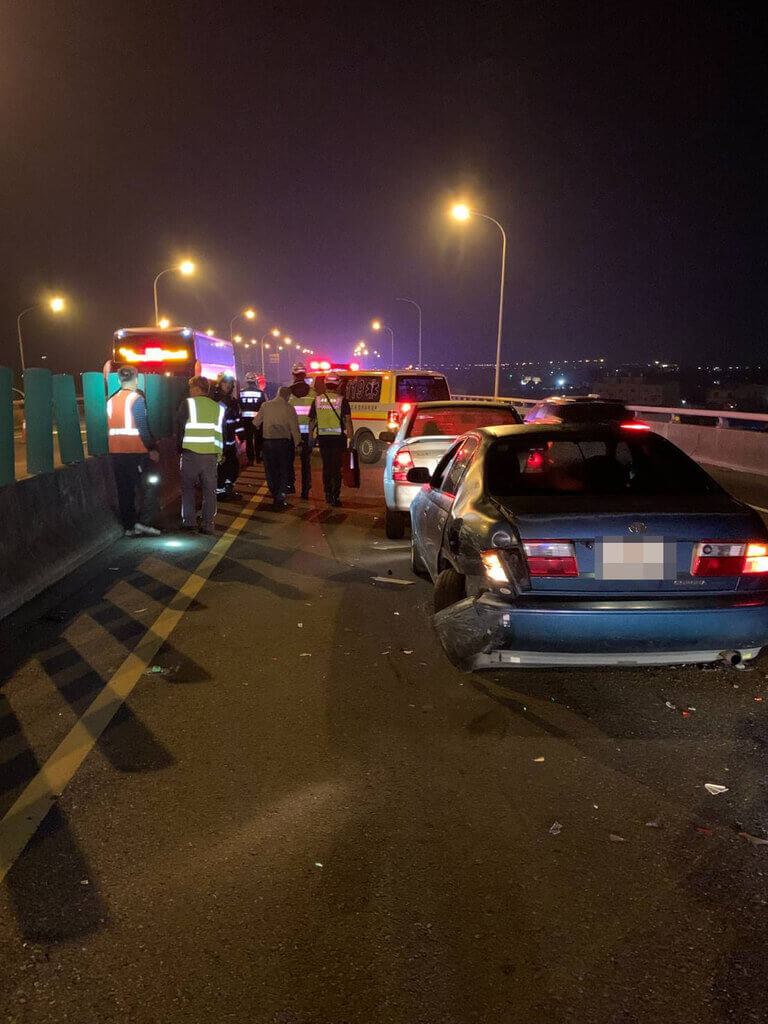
<box><xmin>182</xmin><ymin>396</ymin><xmax>224</xmax><ymax>454</ymax></box>
<box><xmin>288</xmin><ymin>386</ymin><xmax>316</xmax><ymax>433</ymax></box>
<box><xmin>316</xmin><ymin>392</ymin><xmax>346</xmax><ymax>436</ymax></box>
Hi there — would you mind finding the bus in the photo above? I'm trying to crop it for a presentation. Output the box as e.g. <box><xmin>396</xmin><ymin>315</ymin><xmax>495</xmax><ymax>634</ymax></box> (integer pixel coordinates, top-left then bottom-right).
<box><xmin>109</xmin><ymin>327</ymin><xmax>236</xmax><ymax>381</ymax></box>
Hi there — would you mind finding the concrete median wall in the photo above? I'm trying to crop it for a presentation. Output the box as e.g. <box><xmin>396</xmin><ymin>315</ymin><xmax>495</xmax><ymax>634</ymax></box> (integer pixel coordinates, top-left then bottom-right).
<box><xmin>0</xmin><ymin>439</ymin><xmax>180</xmax><ymax>621</ymax></box>
<box><xmin>650</xmin><ymin>422</ymin><xmax>768</xmax><ymax>476</ymax></box>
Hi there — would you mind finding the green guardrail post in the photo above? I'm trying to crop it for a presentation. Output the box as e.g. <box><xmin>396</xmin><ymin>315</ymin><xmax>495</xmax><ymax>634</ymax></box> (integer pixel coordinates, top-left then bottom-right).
<box><xmin>82</xmin><ymin>371</ymin><xmax>109</xmax><ymax>456</ymax></box>
<box><xmin>24</xmin><ymin>367</ymin><xmax>54</xmax><ymax>475</ymax></box>
<box><xmin>0</xmin><ymin>366</ymin><xmax>14</xmax><ymax>486</ymax></box>
<box><xmin>52</xmin><ymin>373</ymin><xmax>84</xmax><ymax>464</ymax></box>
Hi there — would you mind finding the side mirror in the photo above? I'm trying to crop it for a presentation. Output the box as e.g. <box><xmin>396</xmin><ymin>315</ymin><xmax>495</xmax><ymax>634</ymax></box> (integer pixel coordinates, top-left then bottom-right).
<box><xmin>379</xmin><ymin>430</ymin><xmax>396</xmax><ymax>443</ymax></box>
<box><xmin>406</xmin><ymin>467</ymin><xmax>431</xmax><ymax>484</ymax></box>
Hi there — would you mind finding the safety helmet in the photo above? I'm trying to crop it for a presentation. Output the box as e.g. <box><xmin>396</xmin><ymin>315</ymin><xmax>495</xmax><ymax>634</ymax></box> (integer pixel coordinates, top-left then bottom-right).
<box><xmin>291</xmin><ymin>362</ymin><xmax>307</xmax><ymax>376</ymax></box>
<box><xmin>325</xmin><ymin>371</ymin><xmax>341</xmax><ymax>387</ymax></box>
<box><xmin>217</xmin><ymin>371</ymin><xmax>234</xmax><ymax>384</ymax></box>
<box><xmin>245</xmin><ymin>371</ymin><xmax>257</xmax><ymax>383</ymax></box>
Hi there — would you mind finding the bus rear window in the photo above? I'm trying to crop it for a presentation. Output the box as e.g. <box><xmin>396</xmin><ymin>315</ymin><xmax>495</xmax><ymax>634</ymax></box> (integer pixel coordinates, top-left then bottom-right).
<box><xmin>395</xmin><ymin>375</ymin><xmax>450</xmax><ymax>403</ymax></box>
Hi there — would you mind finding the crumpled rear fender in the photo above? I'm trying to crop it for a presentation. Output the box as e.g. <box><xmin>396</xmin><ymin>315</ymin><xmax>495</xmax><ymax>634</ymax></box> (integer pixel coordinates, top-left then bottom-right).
<box><xmin>432</xmin><ymin>593</ymin><xmax>510</xmax><ymax>670</ymax></box>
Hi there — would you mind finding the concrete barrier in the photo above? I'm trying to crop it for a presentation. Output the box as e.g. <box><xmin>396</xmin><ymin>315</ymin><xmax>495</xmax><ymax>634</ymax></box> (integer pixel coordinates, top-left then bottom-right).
<box><xmin>650</xmin><ymin>422</ymin><xmax>768</xmax><ymax>476</ymax></box>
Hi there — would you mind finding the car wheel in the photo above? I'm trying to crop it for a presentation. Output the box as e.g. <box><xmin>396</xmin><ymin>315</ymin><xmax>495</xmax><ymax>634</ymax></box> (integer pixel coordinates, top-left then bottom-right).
<box><xmin>411</xmin><ymin>538</ymin><xmax>428</xmax><ymax>577</ymax></box>
<box><xmin>356</xmin><ymin>430</ymin><xmax>380</xmax><ymax>464</ymax></box>
<box><xmin>385</xmin><ymin>508</ymin><xmax>406</xmax><ymax>539</ymax></box>
<box><xmin>434</xmin><ymin>567</ymin><xmax>466</xmax><ymax>612</ymax></box>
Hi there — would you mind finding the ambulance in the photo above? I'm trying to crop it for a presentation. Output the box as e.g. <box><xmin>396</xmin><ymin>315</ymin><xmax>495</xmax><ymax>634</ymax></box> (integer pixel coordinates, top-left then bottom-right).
<box><xmin>328</xmin><ymin>366</ymin><xmax>451</xmax><ymax>464</ymax></box>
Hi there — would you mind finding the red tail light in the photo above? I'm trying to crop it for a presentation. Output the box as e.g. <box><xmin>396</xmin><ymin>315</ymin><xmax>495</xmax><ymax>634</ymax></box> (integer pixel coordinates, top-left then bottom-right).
<box><xmin>523</xmin><ymin>540</ymin><xmax>578</xmax><ymax>577</ymax></box>
<box><xmin>621</xmin><ymin>422</ymin><xmax>651</xmax><ymax>431</ymax></box>
<box><xmin>393</xmin><ymin>448</ymin><xmax>414</xmax><ymax>482</ymax></box>
<box><xmin>692</xmin><ymin>541</ymin><xmax>768</xmax><ymax>576</ymax></box>
<box><xmin>526</xmin><ymin>450</ymin><xmax>544</xmax><ymax>469</ymax></box>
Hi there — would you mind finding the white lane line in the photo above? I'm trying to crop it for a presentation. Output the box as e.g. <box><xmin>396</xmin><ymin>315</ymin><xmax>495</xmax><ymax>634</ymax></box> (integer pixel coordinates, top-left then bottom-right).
<box><xmin>0</xmin><ymin>485</ymin><xmax>266</xmax><ymax>884</ymax></box>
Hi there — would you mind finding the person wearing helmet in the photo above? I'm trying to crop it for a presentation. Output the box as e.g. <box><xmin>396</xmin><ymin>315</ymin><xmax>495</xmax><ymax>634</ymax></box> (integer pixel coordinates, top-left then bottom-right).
<box><xmin>287</xmin><ymin>361</ymin><xmax>316</xmax><ymax>499</ymax></box>
<box><xmin>240</xmin><ymin>371</ymin><xmax>266</xmax><ymax>465</ymax></box>
<box><xmin>308</xmin><ymin>372</ymin><xmax>353</xmax><ymax>506</ymax></box>
<box><xmin>213</xmin><ymin>372</ymin><xmax>245</xmax><ymax>499</ymax></box>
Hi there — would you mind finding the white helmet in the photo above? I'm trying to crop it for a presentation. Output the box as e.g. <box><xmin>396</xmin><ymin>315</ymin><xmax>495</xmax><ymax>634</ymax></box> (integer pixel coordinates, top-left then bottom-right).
<box><xmin>325</xmin><ymin>371</ymin><xmax>341</xmax><ymax>387</ymax></box>
<box><xmin>245</xmin><ymin>371</ymin><xmax>257</xmax><ymax>383</ymax></box>
<box><xmin>291</xmin><ymin>362</ymin><xmax>307</xmax><ymax>376</ymax></box>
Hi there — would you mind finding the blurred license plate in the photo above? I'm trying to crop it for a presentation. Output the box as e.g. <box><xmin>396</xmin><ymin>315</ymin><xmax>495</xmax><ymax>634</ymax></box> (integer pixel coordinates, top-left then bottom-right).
<box><xmin>595</xmin><ymin>537</ymin><xmax>675</xmax><ymax>581</ymax></box>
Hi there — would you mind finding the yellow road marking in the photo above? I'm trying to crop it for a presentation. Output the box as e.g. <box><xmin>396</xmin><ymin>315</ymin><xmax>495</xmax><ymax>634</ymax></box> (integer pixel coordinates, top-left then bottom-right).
<box><xmin>0</xmin><ymin>487</ymin><xmax>265</xmax><ymax>883</ymax></box>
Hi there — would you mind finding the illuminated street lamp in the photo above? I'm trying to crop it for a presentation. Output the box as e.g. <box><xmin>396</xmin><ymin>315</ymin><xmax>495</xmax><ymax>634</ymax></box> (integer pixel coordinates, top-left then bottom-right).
<box><xmin>450</xmin><ymin>202</ymin><xmax>507</xmax><ymax>398</ymax></box>
<box><xmin>233</xmin><ymin>334</ymin><xmax>243</xmax><ymax>344</ymax></box>
<box><xmin>205</xmin><ymin>327</ymin><xmax>215</xmax><ymax>336</ymax></box>
<box><xmin>371</xmin><ymin>319</ymin><xmax>394</xmax><ymax>367</ymax></box>
<box><xmin>230</xmin><ymin>307</ymin><xmax>257</xmax><ymax>341</ymax></box>
<box><xmin>153</xmin><ymin>260</ymin><xmax>195</xmax><ymax>326</ymax></box>
<box><xmin>396</xmin><ymin>297</ymin><xmax>423</xmax><ymax>369</ymax></box>
<box><xmin>158</xmin><ymin>317</ymin><xmax>170</xmax><ymax>329</ymax></box>
<box><xmin>16</xmin><ymin>296</ymin><xmax>67</xmax><ymax>374</ymax></box>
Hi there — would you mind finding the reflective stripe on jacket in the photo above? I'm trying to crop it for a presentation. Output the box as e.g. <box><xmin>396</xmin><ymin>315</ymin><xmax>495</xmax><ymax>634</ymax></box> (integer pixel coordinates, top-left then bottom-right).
<box><xmin>288</xmin><ymin>386</ymin><xmax>316</xmax><ymax>433</ymax></box>
<box><xmin>316</xmin><ymin>392</ymin><xmax>345</xmax><ymax>436</ymax></box>
<box><xmin>182</xmin><ymin>397</ymin><xmax>224</xmax><ymax>454</ymax></box>
<box><xmin>107</xmin><ymin>390</ymin><xmax>145</xmax><ymax>453</ymax></box>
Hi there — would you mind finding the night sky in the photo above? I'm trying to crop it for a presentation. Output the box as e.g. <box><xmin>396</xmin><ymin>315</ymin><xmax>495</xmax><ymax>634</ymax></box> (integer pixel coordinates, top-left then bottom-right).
<box><xmin>0</xmin><ymin>1</ymin><xmax>762</xmax><ymax>378</ymax></box>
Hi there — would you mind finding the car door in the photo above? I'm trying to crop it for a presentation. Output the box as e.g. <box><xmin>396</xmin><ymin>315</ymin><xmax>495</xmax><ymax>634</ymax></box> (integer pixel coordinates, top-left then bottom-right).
<box><xmin>415</xmin><ymin>441</ymin><xmax>461</xmax><ymax>579</ymax></box>
<box><xmin>421</xmin><ymin>438</ymin><xmax>480</xmax><ymax>578</ymax></box>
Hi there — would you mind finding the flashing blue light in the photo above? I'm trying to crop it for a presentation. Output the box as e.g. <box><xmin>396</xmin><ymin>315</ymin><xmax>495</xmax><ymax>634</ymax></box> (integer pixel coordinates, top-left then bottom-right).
<box><xmin>182</xmin><ymin>328</ymin><xmax>192</xmax><ymax>337</ymax></box>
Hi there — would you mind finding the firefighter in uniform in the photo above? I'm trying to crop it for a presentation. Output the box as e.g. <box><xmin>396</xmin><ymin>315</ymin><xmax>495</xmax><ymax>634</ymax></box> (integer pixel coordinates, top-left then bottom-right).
<box><xmin>213</xmin><ymin>372</ymin><xmax>245</xmax><ymax>499</ymax></box>
<box><xmin>239</xmin><ymin>371</ymin><xmax>266</xmax><ymax>465</ymax></box>
<box><xmin>287</xmin><ymin>362</ymin><xmax>316</xmax><ymax>499</ymax></box>
<box><xmin>308</xmin><ymin>372</ymin><xmax>354</xmax><ymax>506</ymax></box>
<box><xmin>176</xmin><ymin>376</ymin><xmax>224</xmax><ymax>534</ymax></box>
<box><xmin>107</xmin><ymin>365</ymin><xmax>161</xmax><ymax>537</ymax></box>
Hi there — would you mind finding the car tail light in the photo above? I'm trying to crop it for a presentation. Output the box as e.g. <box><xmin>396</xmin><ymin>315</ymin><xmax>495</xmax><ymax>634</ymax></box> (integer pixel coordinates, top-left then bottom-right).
<box><xmin>393</xmin><ymin>448</ymin><xmax>414</xmax><ymax>482</ymax></box>
<box><xmin>621</xmin><ymin>421</ymin><xmax>651</xmax><ymax>431</ymax></box>
<box><xmin>481</xmin><ymin>550</ymin><xmax>510</xmax><ymax>583</ymax></box>
<box><xmin>691</xmin><ymin>541</ymin><xmax>768</xmax><ymax>576</ymax></box>
<box><xmin>523</xmin><ymin>540</ymin><xmax>578</xmax><ymax>577</ymax></box>
<box><xmin>526</xmin><ymin>450</ymin><xmax>544</xmax><ymax>469</ymax></box>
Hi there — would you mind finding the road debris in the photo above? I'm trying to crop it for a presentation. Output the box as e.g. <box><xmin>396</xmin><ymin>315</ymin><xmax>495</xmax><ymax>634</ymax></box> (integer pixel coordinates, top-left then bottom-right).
<box><xmin>401</xmin><ymin>648</ymin><xmax>414</xmax><ymax>655</ymax></box>
<box><xmin>549</xmin><ymin>821</ymin><xmax>563</xmax><ymax>836</ymax></box>
<box><xmin>314</xmin><ymin>862</ymin><xmax>323</xmax><ymax>868</ymax></box>
<box><xmin>681</xmin><ymin>710</ymin><xmax>691</xmax><ymax>718</ymax></box>
<box><xmin>704</xmin><ymin>783</ymin><xmax>729</xmax><ymax>796</ymax></box>
<box><xmin>755</xmin><ymin>697</ymin><xmax>764</xmax><ymax>702</ymax></box>
<box><xmin>665</xmin><ymin>700</ymin><xmax>676</xmax><ymax>710</ymax></box>
<box><xmin>694</xmin><ymin>824</ymin><xmax>714</xmax><ymax>836</ymax></box>
<box><xmin>645</xmin><ymin>820</ymin><xmax>663</xmax><ymax>828</ymax></box>
<box><xmin>738</xmin><ymin>832</ymin><xmax>768</xmax><ymax>847</ymax></box>
<box><xmin>609</xmin><ymin>834</ymin><xmax>627</xmax><ymax>843</ymax></box>
<box><xmin>297</xmin><ymin>622</ymin><xmax>303</xmax><ymax>628</ymax></box>
<box><xmin>147</xmin><ymin>665</ymin><xmax>170</xmax><ymax>676</ymax></box>
<box><xmin>300</xmin><ymin>652</ymin><xmax>312</xmax><ymax>658</ymax></box>
<box><xmin>371</xmin><ymin>576</ymin><xmax>415</xmax><ymax>586</ymax></box>
<box><xmin>533</xmin><ymin>757</ymin><xmax>545</xmax><ymax>763</ymax></box>
<box><xmin>80</xmin><ymin>879</ymin><xmax>89</xmax><ymax>885</ymax></box>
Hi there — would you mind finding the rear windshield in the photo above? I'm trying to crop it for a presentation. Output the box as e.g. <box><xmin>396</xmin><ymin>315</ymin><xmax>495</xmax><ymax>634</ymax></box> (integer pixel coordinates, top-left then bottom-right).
<box><xmin>558</xmin><ymin>402</ymin><xmax>629</xmax><ymax>423</ymax></box>
<box><xmin>407</xmin><ymin>405</ymin><xmax>519</xmax><ymax>438</ymax></box>
<box><xmin>395</xmin><ymin>375</ymin><xmax>450</xmax><ymax>403</ymax></box>
<box><xmin>485</xmin><ymin>433</ymin><xmax>719</xmax><ymax>497</ymax></box>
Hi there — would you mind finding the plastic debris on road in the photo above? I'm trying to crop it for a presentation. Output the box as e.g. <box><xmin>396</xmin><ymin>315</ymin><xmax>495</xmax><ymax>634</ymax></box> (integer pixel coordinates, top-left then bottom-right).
<box><xmin>314</xmin><ymin>862</ymin><xmax>323</xmax><ymax>868</ymax></box>
<box><xmin>704</xmin><ymin>783</ymin><xmax>729</xmax><ymax>796</ymax></box>
<box><xmin>665</xmin><ymin>700</ymin><xmax>677</xmax><ymax>710</ymax></box>
<box><xmin>401</xmin><ymin>648</ymin><xmax>414</xmax><ymax>655</ymax></box>
<box><xmin>738</xmin><ymin>832</ymin><xmax>768</xmax><ymax>847</ymax></box>
<box><xmin>694</xmin><ymin>825</ymin><xmax>714</xmax><ymax>836</ymax></box>
<box><xmin>645</xmin><ymin>819</ymin><xmax>663</xmax><ymax>828</ymax></box>
<box><xmin>147</xmin><ymin>665</ymin><xmax>170</xmax><ymax>676</ymax></box>
<box><xmin>609</xmin><ymin>834</ymin><xmax>627</xmax><ymax>843</ymax></box>
<box><xmin>300</xmin><ymin>652</ymin><xmax>312</xmax><ymax>658</ymax></box>
<box><xmin>549</xmin><ymin>821</ymin><xmax>563</xmax><ymax>836</ymax></box>
<box><xmin>533</xmin><ymin>757</ymin><xmax>545</xmax><ymax>763</ymax></box>
<box><xmin>371</xmin><ymin>576</ymin><xmax>415</xmax><ymax>586</ymax></box>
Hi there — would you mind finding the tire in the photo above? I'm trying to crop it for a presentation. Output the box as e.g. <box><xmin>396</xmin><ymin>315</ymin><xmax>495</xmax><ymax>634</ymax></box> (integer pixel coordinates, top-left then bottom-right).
<box><xmin>356</xmin><ymin>430</ymin><xmax>380</xmax><ymax>464</ymax></box>
<box><xmin>385</xmin><ymin>508</ymin><xmax>406</xmax><ymax>539</ymax></box>
<box><xmin>411</xmin><ymin>538</ymin><xmax>429</xmax><ymax>577</ymax></box>
<box><xmin>434</xmin><ymin>567</ymin><xmax>466</xmax><ymax>612</ymax></box>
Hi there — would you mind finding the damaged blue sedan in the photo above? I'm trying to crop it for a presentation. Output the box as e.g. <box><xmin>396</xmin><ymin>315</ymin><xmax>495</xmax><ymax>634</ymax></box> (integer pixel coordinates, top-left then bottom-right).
<box><xmin>407</xmin><ymin>423</ymin><xmax>768</xmax><ymax>670</ymax></box>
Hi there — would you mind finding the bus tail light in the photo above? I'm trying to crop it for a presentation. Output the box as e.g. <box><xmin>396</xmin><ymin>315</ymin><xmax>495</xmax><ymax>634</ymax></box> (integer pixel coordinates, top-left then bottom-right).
<box><xmin>523</xmin><ymin>540</ymin><xmax>579</xmax><ymax>577</ymax></box>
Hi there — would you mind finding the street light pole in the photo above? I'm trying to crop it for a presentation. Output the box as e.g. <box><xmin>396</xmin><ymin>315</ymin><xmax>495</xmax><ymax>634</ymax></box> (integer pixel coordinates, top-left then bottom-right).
<box><xmin>450</xmin><ymin>206</ymin><xmax>507</xmax><ymax>399</ymax></box>
<box><xmin>16</xmin><ymin>307</ymin><xmax>34</xmax><ymax>375</ymax></box>
<box><xmin>396</xmin><ymin>297</ymin><xmax>422</xmax><ymax>368</ymax></box>
<box><xmin>153</xmin><ymin>261</ymin><xmax>195</xmax><ymax>325</ymax></box>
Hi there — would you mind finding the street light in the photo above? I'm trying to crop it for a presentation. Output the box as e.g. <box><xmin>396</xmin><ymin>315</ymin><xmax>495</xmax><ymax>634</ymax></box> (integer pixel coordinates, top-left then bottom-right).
<box><xmin>16</xmin><ymin>296</ymin><xmax>68</xmax><ymax>374</ymax></box>
<box><xmin>153</xmin><ymin>260</ymin><xmax>195</xmax><ymax>326</ymax></box>
<box><xmin>371</xmin><ymin>319</ymin><xmax>394</xmax><ymax>367</ymax></box>
<box><xmin>450</xmin><ymin>202</ymin><xmax>507</xmax><ymax>398</ymax></box>
<box><xmin>396</xmin><ymin>297</ymin><xmax>423</xmax><ymax>369</ymax></box>
<box><xmin>206</xmin><ymin>327</ymin><xmax>215</xmax><ymax>336</ymax></box>
<box><xmin>233</xmin><ymin>334</ymin><xmax>243</xmax><ymax>343</ymax></box>
<box><xmin>230</xmin><ymin>307</ymin><xmax>257</xmax><ymax>341</ymax></box>
<box><xmin>158</xmin><ymin>317</ymin><xmax>170</xmax><ymax>329</ymax></box>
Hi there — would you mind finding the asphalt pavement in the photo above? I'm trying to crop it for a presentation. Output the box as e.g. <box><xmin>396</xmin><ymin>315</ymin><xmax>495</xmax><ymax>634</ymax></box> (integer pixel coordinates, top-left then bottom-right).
<box><xmin>1</xmin><ymin>456</ymin><xmax>768</xmax><ymax>1024</ymax></box>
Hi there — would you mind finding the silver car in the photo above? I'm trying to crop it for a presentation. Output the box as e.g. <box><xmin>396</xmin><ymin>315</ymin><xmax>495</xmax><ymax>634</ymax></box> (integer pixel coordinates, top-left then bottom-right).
<box><xmin>381</xmin><ymin>400</ymin><xmax>521</xmax><ymax>538</ymax></box>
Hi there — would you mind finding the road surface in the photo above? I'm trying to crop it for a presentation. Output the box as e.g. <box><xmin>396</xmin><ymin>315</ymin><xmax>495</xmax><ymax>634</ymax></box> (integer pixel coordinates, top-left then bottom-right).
<box><xmin>1</xmin><ymin>458</ymin><xmax>768</xmax><ymax>1023</ymax></box>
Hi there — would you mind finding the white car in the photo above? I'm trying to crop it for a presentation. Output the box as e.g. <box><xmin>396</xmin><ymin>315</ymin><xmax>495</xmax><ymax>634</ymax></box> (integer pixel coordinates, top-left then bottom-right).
<box><xmin>381</xmin><ymin>400</ymin><xmax>522</xmax><ymax>538</ymax></box>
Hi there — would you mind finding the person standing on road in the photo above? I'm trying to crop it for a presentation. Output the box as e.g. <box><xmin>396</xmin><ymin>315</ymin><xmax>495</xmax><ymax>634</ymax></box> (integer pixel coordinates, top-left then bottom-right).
<box><xmin>213</xmin><ymin>373</ymin><xmax>245</xmax><ymax>500</ymax></box>
<box><xmin>107</xmin><ymin>365</ymin><xmax>162</xmax><ymax>537</ymax></box>
<box><xmin>176</xmin><ymin>376</ymin><xmax>224</xmax><ymax>534</ymax></box>
<box><xmin>254</xmin><ymin>385</ymin><xmax>301</xmax><ymax>510</ymax></box>
<box><xmin>239</xmin><ymin>371</ymin><xmax>266</xmax><ymax>465</ymax></box>
<box><xmin>308</xmin><ymin>372</ymin><xmax>354</xmax><ymax>507</ymax></box>
<box><xmin>287</xmin><ymin>362</ymin><xmax>316</xmax><ymax>499</ymax></box>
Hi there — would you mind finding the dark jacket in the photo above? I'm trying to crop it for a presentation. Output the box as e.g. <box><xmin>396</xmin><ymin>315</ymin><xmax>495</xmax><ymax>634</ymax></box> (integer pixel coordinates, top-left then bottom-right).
<box><xmin>214</xmin><ymin>388</ymin><xmax>245</xmax><ymax>448</ymax></box>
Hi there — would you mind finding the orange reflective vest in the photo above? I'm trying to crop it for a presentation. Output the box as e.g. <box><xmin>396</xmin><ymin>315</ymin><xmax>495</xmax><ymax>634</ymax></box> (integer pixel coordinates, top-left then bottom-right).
<box><xmin>107</xmin><ymin>390</ymin><xmax>146</xmax><ymax>454</ymax></box>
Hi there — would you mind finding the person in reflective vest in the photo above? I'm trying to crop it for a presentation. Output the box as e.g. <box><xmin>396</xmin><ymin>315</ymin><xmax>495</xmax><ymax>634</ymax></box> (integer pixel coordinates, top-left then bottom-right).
<box><xmin>175</xmin><ymin>376</ymin><xmax>224</xmax><ymax>534</ymax></box>
<box><xmin>213</xmin><ymin>373</ymin><xmax>245</xmax><ymax>499</ymax></box>
<box><xmin>239</xmin><ymin>371</ymin><xmax>266</xmax><ymax>466</ymax></box>
<box><xmin>308</xmin><ymin>372</ymin><xmax>353</xmax><ymax>507</ymax></box>
<box><xmin>107</xmin><ymin>365</ymin><xmax>161</xmax><ymax>537</ymax></box>
<box><xmin>287</xmin><ymin>362</ymin><xmax>316</xmax><ymax>499</ymax></box>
